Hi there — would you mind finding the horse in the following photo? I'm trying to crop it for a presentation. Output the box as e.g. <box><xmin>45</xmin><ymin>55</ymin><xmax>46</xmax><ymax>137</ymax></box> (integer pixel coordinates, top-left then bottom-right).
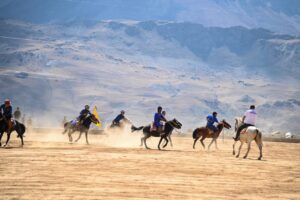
<box><xmin>0</xmin><ymin>114</ymin><xmax>26</xmax><ymax>147</ymax></box>
<box><xmin>62</xmin><ymin>114</ymin><xmax>99</xmax><ymax>144</ymax></box>
<box><xmin>233</xmin><ymin>118</ymin><xmax>263</xmax><ymax>160</ymax></box>
<box><xmin>131</xmin><ymin>118</ymin><xmax>182</xmax><ymax>150</ymax></box>
<box><xmin>192</xmin><ymin>119</ymin><xmax>231</xmax><ymax>150</ymax></box>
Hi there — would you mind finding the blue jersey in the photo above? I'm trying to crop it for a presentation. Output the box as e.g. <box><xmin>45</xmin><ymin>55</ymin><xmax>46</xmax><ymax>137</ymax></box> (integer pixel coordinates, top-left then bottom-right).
<box><xmin>154</xmin><ymin>113</ymin><xmax>164</xmax><ymax>127</ymax></box>
<box><xmin>113</xmin><ymin>114</ymin><xmax>124</xmax><ymax>123</ymax></box>
<box><xmin>80</xmin><ymin>109</ymin><xmax>91</xmax><ymax>116</ymax></box>
<box><xmin>206</xmin><ymin>114</ymin><xmax>218</xmax><ymax>127</ymax></box>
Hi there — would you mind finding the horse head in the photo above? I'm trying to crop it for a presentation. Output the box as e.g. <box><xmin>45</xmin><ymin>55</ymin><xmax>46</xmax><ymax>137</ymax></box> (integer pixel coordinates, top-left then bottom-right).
<box><xmin>89</xmin><ymin>114</ymin><xmax>100</xmax><ymax>124</ymax></box>
<box><xmin>168</xmin><ymin>118</ymin><xmax>182</xmax><ymax>129</ymax></box>
<box><xmin>220</xmin><ymin>119</ymin><xmax>231</xmax><ymax>129</ymax></box>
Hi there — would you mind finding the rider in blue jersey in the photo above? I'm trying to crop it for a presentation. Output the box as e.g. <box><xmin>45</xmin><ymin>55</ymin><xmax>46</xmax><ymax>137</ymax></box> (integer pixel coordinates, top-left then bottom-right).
<box><xmin>206</xmin><ymin>111</ymin><xmax>219</xmax><ymax>134</ymax></box>
<box><xmin>154</xmin><ymin>106</ymin><xmax>167</xmax><ymax>133</ymax></box>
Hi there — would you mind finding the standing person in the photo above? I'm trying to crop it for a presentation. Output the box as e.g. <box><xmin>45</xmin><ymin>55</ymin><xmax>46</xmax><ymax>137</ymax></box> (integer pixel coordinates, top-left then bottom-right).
<box><xmin>206</xmin><ymin>111</ymin><xmax>219</xmax><ymax>134</ymax></box>
<box><xmin>154</xmin><ymin>106</ymin><xmax>167</xmax><ymax>133</ymax></box>
<box><xmin>14</xmin><ymin>107</ymin><xmax>21</xmax><ymax>121</ymax></box>
<box><xmin>233</xmin><ymin>105</ymin><xmax>257</xmax><ymax>141</ymax></box>
<box><xmin>0</xmin><ymin>99</ymin><xmax>14</xmax><ymax>130</ymax></box>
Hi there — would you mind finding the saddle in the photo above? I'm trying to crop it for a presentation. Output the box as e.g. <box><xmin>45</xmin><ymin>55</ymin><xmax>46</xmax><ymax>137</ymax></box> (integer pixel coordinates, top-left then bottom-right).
<box><xmin>206</xmin><ymin>127</ymin><xmax>216</xmax><ymax>137</ymax></box>
<box><xmin>150</xmin><ymin>122</ymin><xmax>164</xmax><ymax>133</ymax></box>
<box><xmin>150</xmin><ymin>122</ymin><xmax>157</xmax><ymax>132</ymax></box>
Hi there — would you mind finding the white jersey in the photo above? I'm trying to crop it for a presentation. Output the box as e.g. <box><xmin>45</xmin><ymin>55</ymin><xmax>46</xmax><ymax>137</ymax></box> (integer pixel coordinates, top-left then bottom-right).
<box><xmin>244</xmin><ymin>109</ymin><xmax>257</xmax><ymax>125</ymax></box>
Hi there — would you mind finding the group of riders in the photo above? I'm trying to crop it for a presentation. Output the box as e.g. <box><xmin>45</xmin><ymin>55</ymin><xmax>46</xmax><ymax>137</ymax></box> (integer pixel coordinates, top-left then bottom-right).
<box><xmin>1</xmin><ymin>97</ymin><xmax>257</xmax><ymax>141</ymax></box>
<box><xmin>74</xmin><ymin>104</ymin><xmax>257</xmax><ymax>140</ymax></box>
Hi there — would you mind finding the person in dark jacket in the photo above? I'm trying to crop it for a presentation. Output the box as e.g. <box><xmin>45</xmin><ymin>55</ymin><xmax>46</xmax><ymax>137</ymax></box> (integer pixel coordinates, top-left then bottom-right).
<box><xmin>13</xmin><ymin>107</ymin><xmax>21</xmax><ymax>121</ymax></box>
<box><xmin>111</xmin><ymin>110</ymin><xmax>129</xmax><ymax>127</ymax></box>
<box><xmin>0</xmin><ymin>99</ymin><xmax>13</xmax><ymax>130</ymax></box>
<box><xmin>77</xmin><ymin>105</ymin><xmax>91</xmax><ymax>125</ymax></box>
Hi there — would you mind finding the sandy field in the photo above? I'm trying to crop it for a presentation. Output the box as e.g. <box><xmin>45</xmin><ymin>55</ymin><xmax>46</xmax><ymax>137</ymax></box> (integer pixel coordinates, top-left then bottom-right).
<box><xmin>0</xmin><ymin>130</ymin><xmax>299</xmax><ymax>200</ymax></box>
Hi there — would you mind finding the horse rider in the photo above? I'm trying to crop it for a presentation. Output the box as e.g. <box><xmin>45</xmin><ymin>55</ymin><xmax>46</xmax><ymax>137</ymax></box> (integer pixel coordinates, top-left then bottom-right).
<box><xmin>206</xmin><ymin>111</ymin><xmax>219</xmax><ymax>135</ymax></box>
<box><xmin>77</xmin><ymin>105</ymin><xmax>91</xmax><ymax>125</ymax></box>
<box><xmin>154</xmin><ymin>106</ymin><xmax>167</xmax><ymax>133</ymax></box>
<box><xmin>233</xmin><ymin>105</ymin><xmax>257</xmax><ymax>141</ymax></box>
<box><xmin>13</xmin><ymin>107</ymin><xmax>21</xmax><ymax>121</ymax></box>
<box><xmin>111</xmin><ymin>110</ymin><xmax>129</xmax><ymax>127</ymax></box>
<box><xmin>0</xmin><ymin>99</ymin><xmax>15</xmax><ymax>132</ymax></box>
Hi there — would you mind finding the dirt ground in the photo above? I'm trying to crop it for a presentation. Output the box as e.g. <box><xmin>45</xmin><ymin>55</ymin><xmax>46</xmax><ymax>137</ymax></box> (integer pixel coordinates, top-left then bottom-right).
<box><xmin>0</xmin><ymin>131</ymin><xmax>299</xmax><ymax>200</ymax></box>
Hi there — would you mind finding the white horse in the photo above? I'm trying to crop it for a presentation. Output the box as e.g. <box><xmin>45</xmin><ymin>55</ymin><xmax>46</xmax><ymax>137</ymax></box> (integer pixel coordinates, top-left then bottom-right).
<box><xmin>233</xmin><ymin>118</ymin><xmax>263</xmax><ymax>160</ymax></box>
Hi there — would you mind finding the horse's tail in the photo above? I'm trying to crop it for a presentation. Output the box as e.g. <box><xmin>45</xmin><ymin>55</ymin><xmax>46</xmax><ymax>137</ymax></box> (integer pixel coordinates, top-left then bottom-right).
<box><xmin>62</xmin><ymin>122</ymin><xmax>69</xmax><ymax>134</ymax></box>
<box><xmin>193</xmin><ymin>128</ymin><xmax>199</xmax><ymax>139</ymax></box>
<box><xmin>255</xmin><ymin>129</ymin><xmax>263</xmax><ymax>145</ymax></box>
<box><xmin>131</xmin><ymin>125</ymin><xmax>144</xmax><ymax>132</ymax></box>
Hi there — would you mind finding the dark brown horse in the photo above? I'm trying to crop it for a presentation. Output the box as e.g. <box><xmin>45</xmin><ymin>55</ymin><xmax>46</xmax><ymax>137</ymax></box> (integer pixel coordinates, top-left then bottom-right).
<box><xmin>0</xmin><ymin>113</ymin><xmax>26</xmax><ymax>147</ymax></box>
<box><xmin>131</xmin><ymin>119</ymin><xmax>182</xmax><ymax>150</ymax></box>
<box><xmin>193</xmin><ymin>119</ymin><xmax>231</xmax><ymax>150</ymax></box>
<box><xmin>62</xmin><ymin>114</ymin><xmax>99</xmax><ymax>144</ymax></box>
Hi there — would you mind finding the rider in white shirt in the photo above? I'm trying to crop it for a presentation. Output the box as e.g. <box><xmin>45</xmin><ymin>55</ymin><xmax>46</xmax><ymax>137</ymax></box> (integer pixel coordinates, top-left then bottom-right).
<box><xmin>233</xmin><ymin>105</ymin><xmax>257</xmax><ymax>141</ymax></box>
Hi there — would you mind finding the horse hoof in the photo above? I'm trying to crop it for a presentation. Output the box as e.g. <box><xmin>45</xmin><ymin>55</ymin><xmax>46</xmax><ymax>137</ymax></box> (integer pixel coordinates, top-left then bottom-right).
<box><xmin>233</xmin><ymin>152</ymin><xmax>235</xmax><ymax>155</ymax></box>
<box><xmin>243</xmin><ymin>156</ymin><xmax>247</xmax><ymax>159</ymax></box>
<box><xmin>258</xmin><ymin>157</ymin><xmax>262</xmax><ymax>160</ymax></box>
<box><xmin>236</xmin><ymin>155</ymin><xmax>239</xmax><ymax>158</ymax></box>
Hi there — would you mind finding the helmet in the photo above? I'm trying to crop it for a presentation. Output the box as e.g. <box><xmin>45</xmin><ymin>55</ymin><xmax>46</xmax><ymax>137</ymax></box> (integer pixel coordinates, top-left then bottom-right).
<box><xmin>157</xmin><ymin>106</ymin><xmax>162</xmax><ymax>111</ymax></box>
<box><xmin>213</xmin><ymin>111</ymin><xmax>218</xmax><ymax>115</ymax></box>
<box><xmin>85</xmin><ymin>105</ymin><xmax>90</xmax><ymax>110</ymax></box>
<box><xmin>121</xmin><ymin>110</ymin><xmax>125</xmax><ymax>114</ymax></box>
<box><xmin>4</xmin><ymin>99</ymin><xmax>10</xmax><ymax>106</ymax></box>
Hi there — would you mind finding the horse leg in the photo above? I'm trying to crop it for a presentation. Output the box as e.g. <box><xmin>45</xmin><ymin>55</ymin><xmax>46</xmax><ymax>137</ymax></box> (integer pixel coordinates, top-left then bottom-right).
<box><xmin>4</xmin><ymin>132</ymin><xmax>11</xmax><ymax>147</ymax></box>
<box><xmin>0</xmin><ymin>132</ymin><xmax>3</xmax><ymax>146</ymax></box>
<box><xmin>200</xmin><ymin>137</ymin><xmax>206</xmax><ymax>150</ymax></box>
<box><xmin>208</xmin><ymin>138</ymin><xmax>215</xmax><ymax>151</ymax></box>
<box><xmin>233</xmin><ymin>141</ymin><xmax>237</xmax><ymax>155</ymax></box>
<box><xmin>193</xmin><ymin>137</ymin><xmax>199</xmax><ymax>149</ymax></box>
<box><xmin>162</xmin><ymin>137</ymin><xmax>169</xmax><ymax>148</ymax></box>
<box><xmin>243</xmin><ymin>140</ymin><xmax>252</xmax><ymax>159</ymax></box>
<box><xmin>20</xmin><ymin>135</ymin><xmax>24</xmax><ymax>147</ymax></box>
<box><xmin>158</xmin><ymin>137</ymin><xmax>164</xmax><ymax>150</ymax></box>
<box><xmin>140</xmin><ymin>136</ymin><xmax>144</xmax><ymax>147</ymax></box>
<box><xmin>236</xmin><ymin>142</ymin><xmax>244</xmax><ymax>158</ymax></box>
<box><xmin>85</xmin><ymin>131</ymin><xmax>89</xmax><ymax>145</ymax></box>
<box><xmin>68</xmin><ymin>129</ymin><xmax>73</xmax><ymax>142</ymax></box>
<box><xmin>214</xmin><ymin>138</ymin><xmax>219</xmax><ymax>150</ymax></box>
<box><xmin>75</xmin><ymin>131</ymin><xmax>83</xmax><ymax>142</ymax></box>
<box><xmin>144</xmin><ymin>135</ymin><xmax>151</xmax><ymax>149</ymax></box>
<box><xmin>168</xmin><ymin>135</ymin><xmax>173</xmax><ymax>147</ymax></box>
<box><xmin>255</xmin><ymin>138</ymin><xmax>263</xmax><ymax>160</ymax></box>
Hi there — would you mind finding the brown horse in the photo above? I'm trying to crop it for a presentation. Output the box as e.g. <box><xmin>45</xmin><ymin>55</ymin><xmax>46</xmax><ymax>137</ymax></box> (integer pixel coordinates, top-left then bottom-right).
<box><xmin>62</xmin><ymin>114</ymin><xmax>99</xmax><ymax>144</ymax></box>
<box><xmin>193</xmin><ymin>120</ymin><xmax>231</xmax><ymax>150</ymax></box>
